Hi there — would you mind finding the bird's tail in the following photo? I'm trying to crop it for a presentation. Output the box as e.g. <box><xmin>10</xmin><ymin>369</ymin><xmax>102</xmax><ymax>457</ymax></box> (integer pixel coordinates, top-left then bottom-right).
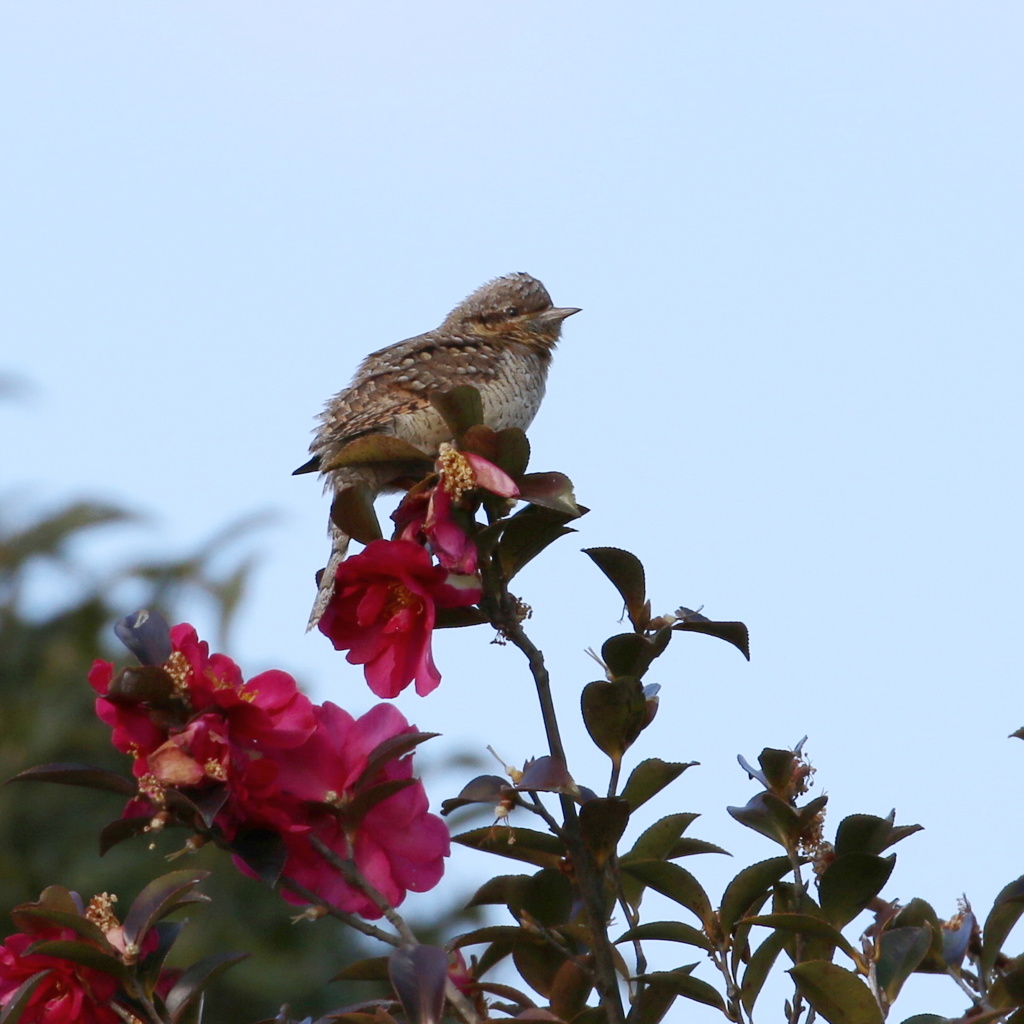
<box><xmin>306</xmin><ymin>522</ymin><xmax>351</xmax><ymax>631</ymax></box>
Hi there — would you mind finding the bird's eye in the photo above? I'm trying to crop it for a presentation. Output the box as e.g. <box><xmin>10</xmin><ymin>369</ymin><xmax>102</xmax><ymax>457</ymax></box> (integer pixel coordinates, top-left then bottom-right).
<box><xmin>504</xmin><ymin>306</ymin><xmax>519</xmax><ymax>317</ymax></box>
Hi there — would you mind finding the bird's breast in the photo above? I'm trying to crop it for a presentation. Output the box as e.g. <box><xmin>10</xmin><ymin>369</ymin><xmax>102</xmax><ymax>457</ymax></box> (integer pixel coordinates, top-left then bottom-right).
<box><xmin>391</xmin><ymin>348</ymin><xmax>548</xmax><ymax>451</ymax></box>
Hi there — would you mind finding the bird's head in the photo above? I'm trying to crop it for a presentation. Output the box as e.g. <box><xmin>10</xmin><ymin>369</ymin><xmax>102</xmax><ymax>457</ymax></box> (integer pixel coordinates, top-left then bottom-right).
<box><xmin>445</xmin><ymin>272</ymin><xmax>580</xmax><ymax>350</ymax></box>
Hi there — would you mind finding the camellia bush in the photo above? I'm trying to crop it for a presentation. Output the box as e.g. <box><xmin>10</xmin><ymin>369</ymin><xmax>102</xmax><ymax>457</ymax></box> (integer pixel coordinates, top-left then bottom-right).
<box><xmin>4</xmin><ymin>387</ymin><xmax>1024</xmax><ymax>1024</ymax></box>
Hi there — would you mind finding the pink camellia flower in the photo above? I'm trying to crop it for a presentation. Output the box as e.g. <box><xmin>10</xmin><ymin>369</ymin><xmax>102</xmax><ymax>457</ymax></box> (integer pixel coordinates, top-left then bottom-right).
<box><xmin>318</xmin><ymin>538</ymin><xmax>481</xmax><ymax>698</ymax></box>
<box><xmin>395</xmin><ymin>444</ymin><xmax>519</xmax><ymax>574</ymax></box>
<box><xmin>0</xmin><ymin>926</ymin><xmax>121</xmax><ymax>1024</ymax></box>
<box><xmin>89</xmin><ymin>624</ymin><xmax>316</xmax><ymax>841</ymax></box>
<box><xmin>260</xmin><ymin>702</ymin><xmax>450</xmax><ymax>918</ymax></box>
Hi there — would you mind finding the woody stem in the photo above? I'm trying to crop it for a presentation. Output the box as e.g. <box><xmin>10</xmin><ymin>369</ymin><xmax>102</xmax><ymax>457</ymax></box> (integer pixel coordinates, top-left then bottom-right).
<box><xmin>481</xmin><ymin>557</ymin><xmax>626</xmax><ymax>1024</ymax></box>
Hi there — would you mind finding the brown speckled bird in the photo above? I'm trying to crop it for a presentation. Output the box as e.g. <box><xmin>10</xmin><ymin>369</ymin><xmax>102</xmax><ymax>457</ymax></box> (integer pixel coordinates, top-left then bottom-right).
<box><xmin>295</xmin><ymin>272</ymin><xmax>580</xmax><ymax>628</ymax></box>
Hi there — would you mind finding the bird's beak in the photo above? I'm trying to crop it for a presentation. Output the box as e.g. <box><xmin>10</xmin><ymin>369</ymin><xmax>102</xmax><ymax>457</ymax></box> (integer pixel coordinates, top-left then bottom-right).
<box><xmin>536</xmin><ymin>306</ymin><xmax>581</xmax><ymax>323</ymax></box>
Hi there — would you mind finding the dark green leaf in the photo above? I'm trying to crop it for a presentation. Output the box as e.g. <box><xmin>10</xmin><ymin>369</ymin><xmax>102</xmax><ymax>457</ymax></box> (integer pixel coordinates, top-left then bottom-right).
<box><xmin>719</xmin><ymin>855</ymin><xmax>796</xmax><ymax>934</ymax></box>
<box><xmin>982</xmin><ymin>875</ymin><xmax>1024</xmax><ymax>976</ymax></box>
<box><xmin>727</xmin><ymin>792</ymin><xmax>802</xmax><ymax>848</ymax></box>
<box><xmin>621</xmin><ymin>860</ymin><xmax>712</xmax><ymax>925</ymax></box>
<box><xmin>876</xmin><ymin>927</ymin><xmax>931</xmax><ymax>1004</ymax></box>
<box><xmin>433</xmin><ymin>605</ymin><xmax>488</xmax><ymax>629</ymax></box>
<box><xmin>330</xmin><ymin>484</ymin><xmax>383</xmax><ymax>545</ymax></box>
<box><xmin>898</xmin><ymin>1017</ymin><xmax>950</xmax><ymax>1024</ymax></box>
<box><xmin>601</xmin><ymin>630</ymin><xmax>671</xmax><ymax>681</ymax></box>
<box><xmin>521</xmin><ymin>868</ymin><xmax>574</xmax><ymax>927</ymax></box>
<box><xmin>232</xmin><ymin>829</ymin><xmax>287</xmax><ymax>887</ymax></box>
<box><xmin>388</xmin><ymin>945</ymin><xmax>448</xmax><ymax>1024</ymax></box>
<box><xmin>331</xmin><ymin>956</ymin><xmax>391</xmax><ymax>982</ymax></box>
<box><xmin>639</xmin><ymin>969</ymin><xmax>726</xmax><ymax>1012</ymax></box>
<box><xmin>666</xmin><ymin>837</ymin><xmax>729</xmax><ymax>859</ymax></box>
<box><xmin>889</xmin><ymin>899</ymin><xmax>944</xmax><ymax>972</ymax></box>
<box><xmin>429</xmin><ymin>386</ymin><xmax>484</xmax><ymax>437</ymax></box>
<box><xmin>467</xmin><ymin>874</ymin><xmax>531</xmax><ymax>913</ymax></box>
<box><xmin>166</xmin><ymin>952</ymin><xmax>248</xmax><ymax>1023</ymax></box>
<box><xmin>742</xmin><ymin>913</ymin><xmax>858</xmax><ymax>962</ymax></box>
<box><xmin>512</xmin><ymin>934</ymin><xmax>562</xmax><ymax>998</ymax></box>
<box><xmin>834</xmin><ymin>811</ymin><xmax>923</xmax><ymax>857</ymax></box>
<box><xmin>615</xmin><ymin>920</ymin><xmax>712</xmax><ymax>952</ymax></box>
<box><xmin>757</xmin><ymin>748</ymin><xmax>798</xmax><ymax>793</ymax></box>
<box><xmin>583</xmin><ymin>547</ymin><xmax>648</xmax><ymax>630</ymax></box>
<box><xmin>620</xmin><ymin>813</ymin><xmax>701</xmax><ymax>907</ymax></box>
<box><xmin>581</xmin><ymin>679</ymin><xmax>648</xmax><ymax>767</ymax></box>
<box><xmin>818</xmin><ymin>853</ymin><xmax>895</xmax><ymax>928</ymax></box>
<box><xmin>451</xmin><ymin>924</ymin><xmax>524</xmax><ymax>950</ymax></box>
<box><xmin>452</xmin><ymin>827</ymin><xmax>564</xmax><ymax>870</ymax></box>
<box><xmin>623</xmin><ymin>813</ymin><xmax>700</xmax><ymax>863</ymax></box>
<box><xmin>323</xmin><ymin>434</ymin><xmax>432</xmax><ymax>471</ymax></box>
<box><xmin>355</xmin><ymin>732</ymin><xmax>439</xmax><ymax>791</ymax></box>
<box><xmin>626</xmin><ymin>980</ymin><xmax>677</xmax><ymax>1024</ymax></box>
<box><xmin>495</xmin><ymin>503</ymin><xmax>581</xmax><ymax>580</ymax></box>
<box><xmin>672</xmin><ymin>618</ymin><xmax>750</xmax><ymax>660</ymax></box>
<box><xmin>492</xmin><ymin>428</ymin><xmax>531</xmax><ymax>478</ymax></box>
<box><xmin>789</xmin><ymin>960</ymin><xmax>884</xmax><ymax>1024</ymax></box>
<box><xmin>344</xmin><ymin>778</ymin><xmax>417</xmax><ymax>824</ymax></box>
<box><xmin>579</xmin><ymin>797</ymin><xmax>630</xmax><ymax>868</ymax></box>
<box><xmin>621</xmin><ymin>759</ymin><xmax>697</xmax><ymax>812</ymax></box>
<box><xmin>741</xmin><ymin>930</ymin><xmax>788</xmax><ymax>1016</ymax></box>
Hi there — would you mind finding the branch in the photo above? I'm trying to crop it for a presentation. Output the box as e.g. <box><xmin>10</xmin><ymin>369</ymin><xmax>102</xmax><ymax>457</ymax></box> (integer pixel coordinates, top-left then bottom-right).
<box><xmin>481</xmin><ymin>555</ymin><xmax>627</xmax><ymax>1024</ymax></box>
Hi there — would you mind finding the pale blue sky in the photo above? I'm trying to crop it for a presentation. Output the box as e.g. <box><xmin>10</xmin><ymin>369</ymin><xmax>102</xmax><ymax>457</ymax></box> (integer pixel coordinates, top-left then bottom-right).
<box><xmin>3</xmin><ymin>4</ymin><xmax>1022</xmax><ymax>1019</ymax></box>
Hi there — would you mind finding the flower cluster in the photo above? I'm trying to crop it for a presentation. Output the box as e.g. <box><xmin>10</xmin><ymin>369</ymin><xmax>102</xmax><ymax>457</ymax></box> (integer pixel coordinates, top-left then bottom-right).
<box><xmin>319</xmin><ymin>443</ymin><xmax>518</xmax><ymax>697</ymax></box>
<box><xmin>0</xmin><ymin>888</ymin><xmax>165</xmax><ymax>1024</ymax></box>
<box><xmin>0</xmin><ymin>925</ymin><xmax>120</xmax><ymax>1024</ymax></box>
<box><xmin>90</xmin><ymin>618</ymin><xmax>448</xmax><ymax>919</ymax></box>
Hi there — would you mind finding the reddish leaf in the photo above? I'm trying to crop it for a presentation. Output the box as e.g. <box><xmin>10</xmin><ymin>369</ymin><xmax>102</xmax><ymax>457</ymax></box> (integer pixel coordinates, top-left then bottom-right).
<box><xmin>672</xmin><ymin>619</ymin><xmax>750</xmax><ymax>660</ymax></box>
<box><xmin>123</xmin><ymin>871</ymin><xmax>210</xmax><ymax>950</ymax></box>
<box><xmin>582</xmin><ymin>547</ymin><xmax>648</xmax><ymax>630</ymax></box>
<box><xmin>517</xmin><ymin>756</ymin><xmax>575</xmax><ymax>794</ymax></box>
<box><xmin>8</xmin><ymin>763</ymin><xmax>135</xmax><ymax>796</ymax></box>
<box><xmin>441</xmin><ymin>775</ymin><xmax>511</xmax><ymax>816</ymax></box>
<box><xmin>517</xmin><ymin>473</ymin><xmax>579</xmax><ymax>516</ymax></box>
<box><xmin>0</xmin><ymin>970</ymin><xmax>51</xmax><ymax>1024</ymax></box>
<box><xmin>388</xmin><ymin>945</ymin><xmax>448</xmax><ymax>1024</ymax></box>
<box><xmin>331</xmin><ymin>484</ymin><xmax>384</xmax><ymax>545</ymax></box>
<box><xmin>323</xmin><ymin>434</ymin><xmax>432</xmax><ymax>471</ymax></box>
<box><xmin>165</xmin><ymin>951</ymin><xmax>248</xmax><ymax>1023</ymax></box>
<box><xmin>429</xmin><ymin>385</ymin><xmax>484</xmax><ymax>437</ymax></box>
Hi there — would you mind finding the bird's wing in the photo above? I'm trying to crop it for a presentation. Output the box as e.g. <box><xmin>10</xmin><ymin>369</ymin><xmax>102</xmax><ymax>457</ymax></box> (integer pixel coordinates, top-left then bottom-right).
<box><xmin>314</xmin><ymin>331</ymin><xmax>504</xmax><ymax>446</ymax></box>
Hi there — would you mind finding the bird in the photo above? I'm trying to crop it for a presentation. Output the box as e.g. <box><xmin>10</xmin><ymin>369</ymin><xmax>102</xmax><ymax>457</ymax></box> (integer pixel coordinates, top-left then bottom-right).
<box><xmin>295</xmin><ymin>272</ymin><xmax>580</xmax><ymax>629</ymax></box>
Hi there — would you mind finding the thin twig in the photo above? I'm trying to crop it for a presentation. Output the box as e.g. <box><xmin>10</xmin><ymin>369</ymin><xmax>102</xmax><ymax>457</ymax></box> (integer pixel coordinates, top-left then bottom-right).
<box><xmin>309</xmin><ymin>835</ymin><xmax>418</xmax><ymax>944</ymax></box>
<box><xmin>290</xmin><ymin>851</ymin><xmax>482</xmax><ymax>1024</ymax></box>
<box><xmin>278</xmin><ymin>874</ymin><xmax>402</xmax><ymax>946</ymax></box>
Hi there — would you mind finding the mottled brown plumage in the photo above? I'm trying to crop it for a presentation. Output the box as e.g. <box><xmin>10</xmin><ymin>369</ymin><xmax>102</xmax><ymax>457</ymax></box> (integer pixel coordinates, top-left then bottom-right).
<box><xmin>296</xmin><ymin>272</ymin><xmax>579</xmax><ymax>628</ymax></box>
